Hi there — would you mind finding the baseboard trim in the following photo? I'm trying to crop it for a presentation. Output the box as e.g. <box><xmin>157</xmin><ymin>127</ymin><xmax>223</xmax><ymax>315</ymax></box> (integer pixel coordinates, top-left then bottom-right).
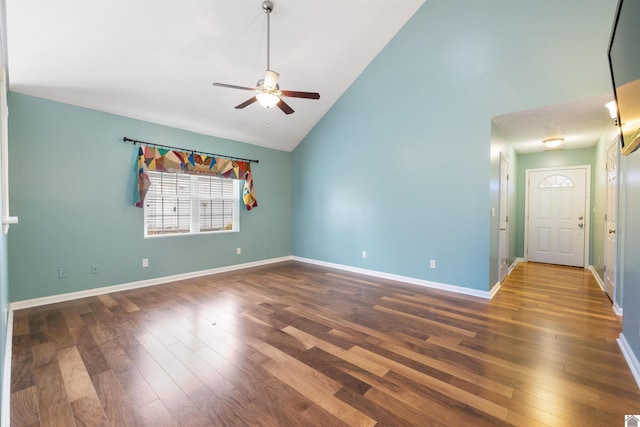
<box><xmin>587</xmin><ymin>265</ymin><xmax>605</xmax><ymax>292</ymax></box>
<box><xmin>10</xmin><ymin>256</ymin><xmax>293</xmax><ymax>311</ymax></box>
<box><xmin>508</xmin><ymin>258</ymin><xmax>524</xmax><ymax>275</ymax></box>
<box><xmin>8</xmin><ymin>255</ymin><xmax>510</xmax><ymax>312</ymax></box>
<box><xmin>292</xmin><ymin>256</ymin><xmax>493</xmax><ymax>299</ymax></box>
<box><xmin>493</xmin><ymin>258</ymin><xmax>524</xmax><ymax>297</ymax></box>
<box><xmin>586</xmin><ymin>265</ymin><xmax>621</xmax><ymax>316</ymax></box>
<box><xmin>614</xmin><ymin>302</ymin><xmax>623</xmax><ymax>317</ymax></box>
<box><xmin>489</xmin><ymin>282</ymin><xmax>501</xmax><ymax>299</ymax></box>
<box><xmin>2</xmin><ymin>308</ymin><xmax>13</xmax><ymax>427</ymax></box>
<box><xmin>618</xmin><ymin>333</ymin><xmax>640</xmax><ymax>390</ymax></box>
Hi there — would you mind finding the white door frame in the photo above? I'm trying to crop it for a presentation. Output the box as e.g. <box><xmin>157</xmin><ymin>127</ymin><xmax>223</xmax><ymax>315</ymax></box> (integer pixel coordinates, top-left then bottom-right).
<box><xmin>524</xmin><ymin>165</ymin><xmax>591</xmax><ymax>267</ymax></box>
<box><xmin>498</xmin><ymin>154</ymin><xmax>509</xmax><ymax>282</ymax></box>
<box><xmin>604</xmin><ymin>137</ymin><xmax>619</xmax><ymax>303</ymax></box>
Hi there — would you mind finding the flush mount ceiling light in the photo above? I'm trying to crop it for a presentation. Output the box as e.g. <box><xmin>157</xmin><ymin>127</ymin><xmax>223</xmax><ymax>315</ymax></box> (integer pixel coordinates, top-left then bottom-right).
<box><xmin>212</xmin><ymin>0</ymin><xmax>320</xmax><ymax>114</ymax></box>
<box><xmin>542</xmin><ymin>138</ymin><xmax>564</xmax><ymax>149</ymax></box>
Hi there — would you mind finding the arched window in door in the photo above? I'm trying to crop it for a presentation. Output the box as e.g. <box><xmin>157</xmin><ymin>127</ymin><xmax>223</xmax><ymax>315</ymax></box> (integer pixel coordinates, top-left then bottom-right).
<box><xmin>539</xmin><ymin>174</ymin><xmax>575</xmax><ymax>188</ymax></box>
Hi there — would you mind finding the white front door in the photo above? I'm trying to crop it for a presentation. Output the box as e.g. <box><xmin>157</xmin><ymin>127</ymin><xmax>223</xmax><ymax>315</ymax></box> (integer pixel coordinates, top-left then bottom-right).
<box><xmin>526</xmin><ymin>166</ymin><xmax>590</xmax><ymax>267</ymax></box>
<box><xmin>604</xmin><ymin>140</ymin><xmax>618</xmax><ymax>300</ymax></box>
<box><xmin>498</xmin><ymin>155</ymin><xmax>509</xmax><ymax>282</ymax></box>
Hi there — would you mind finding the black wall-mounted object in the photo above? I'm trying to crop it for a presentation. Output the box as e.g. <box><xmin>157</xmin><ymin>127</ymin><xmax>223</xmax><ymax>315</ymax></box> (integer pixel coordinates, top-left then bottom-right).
<box><xmin>608</xmin><ymin>0</ymin><xmax>640</xmax><ymax>156</ymax></box>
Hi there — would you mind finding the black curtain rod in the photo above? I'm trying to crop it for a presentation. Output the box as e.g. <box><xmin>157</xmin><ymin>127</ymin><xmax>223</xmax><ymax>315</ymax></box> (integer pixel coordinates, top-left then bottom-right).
<box><xmin>123</xmin><ymin>137</ymin><xmax>259</xmax><ymax>164</ymax></box>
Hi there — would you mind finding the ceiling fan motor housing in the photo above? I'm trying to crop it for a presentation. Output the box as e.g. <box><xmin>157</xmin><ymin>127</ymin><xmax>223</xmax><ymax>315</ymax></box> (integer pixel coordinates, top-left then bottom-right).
<box><xmin>263</xmin><ymin>70</ymin><xmax>280</xmax><ymax>89</ymax></box>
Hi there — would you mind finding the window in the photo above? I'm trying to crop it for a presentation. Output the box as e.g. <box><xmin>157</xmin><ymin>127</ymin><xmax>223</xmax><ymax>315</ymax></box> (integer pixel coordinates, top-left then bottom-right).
<box><xmin>539</xmin><ymin>174</ymin><xmax>574</xmax><ymax>188</ymax></box>
<box><xmin>144</xmin><ymin>171</ymin><xmax>239</xmax><ymax>237</ymax></box>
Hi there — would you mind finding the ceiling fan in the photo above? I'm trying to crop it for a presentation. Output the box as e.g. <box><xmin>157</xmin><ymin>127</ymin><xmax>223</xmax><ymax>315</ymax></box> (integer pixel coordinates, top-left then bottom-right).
<box><xmin>212</xmin><ymin>0</ymin><xmax>320</xmax><ymax>115</ymax></box>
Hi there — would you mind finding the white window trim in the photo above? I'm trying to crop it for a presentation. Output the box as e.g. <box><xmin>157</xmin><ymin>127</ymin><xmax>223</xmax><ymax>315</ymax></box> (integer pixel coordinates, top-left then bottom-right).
<box><xmin>1</xmin><ymin>67</ymin><xmax>17</xmax><ymax>234</ymax></box>
<box><xmin>143</xmin><ymin>171</ymin><xmax>240</xmax><ymax>238</ymax></box>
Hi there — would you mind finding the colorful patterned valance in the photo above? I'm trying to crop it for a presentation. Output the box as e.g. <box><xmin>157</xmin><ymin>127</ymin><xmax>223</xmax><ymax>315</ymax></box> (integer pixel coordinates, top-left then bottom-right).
<box><xmin>135</xmin><ymin>145</ymin><xmax>258</xmax><ymax>210</ymax></box>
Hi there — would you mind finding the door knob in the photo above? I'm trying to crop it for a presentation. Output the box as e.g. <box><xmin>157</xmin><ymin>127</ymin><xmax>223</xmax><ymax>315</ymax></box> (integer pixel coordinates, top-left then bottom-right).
<box><xmin>578</xmin><ymin>223</ymin><xmax>584</xmax><ymax>228</ymax></box>
<box><xmin>609</xmin><ymin>229</ymin><xmax>616</xmax><ymax>234</ymax></box>
<box><xmin>578</xmin><ymin>216</ymin><xmax>584</xmax><ymax>220</ymax></box>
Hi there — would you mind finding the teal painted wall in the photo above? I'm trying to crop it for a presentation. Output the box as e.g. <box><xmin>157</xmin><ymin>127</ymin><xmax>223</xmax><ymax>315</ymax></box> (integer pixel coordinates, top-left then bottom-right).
<box><xmin>0</xmin><ymin>88</ymin><xmax>7</xmax><ymax>420</ymax></box>
<box><xmin>615</xmin><ymin>0</ymin><xmax>640</xmax><ymax>358</ymax></box>
<box><xmin>292</xmin><ymin>0</ymin><xmax>616</xmax><ymax>291</ymax></box>
<box><xmin>7</xmin><ymin>93</ymin><xmax>292</xmax><ymax>302</ymax></box>
<box><xmin>515</xmin><ymin>147</ymin><xmax>597</xmax><ymax>261</ymax></box>
<box><xmin>620</xmin><ymin>147</ymin><xmax>640</xmax><ymax>360</ymax></box>
<box><xmin>618</xmin><ymin>152</ymin><xmax>628</xmax><ymax>311</ymax></box>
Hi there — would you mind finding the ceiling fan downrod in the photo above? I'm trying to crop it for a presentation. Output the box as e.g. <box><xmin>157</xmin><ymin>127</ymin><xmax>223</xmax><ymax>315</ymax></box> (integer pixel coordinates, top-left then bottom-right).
<box><xmin>263</xmin><ymin>0</ymin><xmax>273</xmax><ymax>72</ymax></box>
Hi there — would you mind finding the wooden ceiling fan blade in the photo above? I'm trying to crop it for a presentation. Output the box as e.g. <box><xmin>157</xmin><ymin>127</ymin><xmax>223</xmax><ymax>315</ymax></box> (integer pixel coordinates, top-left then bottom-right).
<box><xmin>277</xmin><ymin>99</ymin><xmax>294</xmax><ymax>115</ymax></box>
<box><xmin>235</xmin><ymin>97</ymin><xmax>258</xmax><ymax>109</ymax></box>
<box><xmin>281</xmin><ymin>90</ymin><xmax>320</xmax><ymax>100</ymax></box>
<box><xmin>213</xmin><ymin>83</ymin><xmax>257</xmax><ymax>91</ymax></box>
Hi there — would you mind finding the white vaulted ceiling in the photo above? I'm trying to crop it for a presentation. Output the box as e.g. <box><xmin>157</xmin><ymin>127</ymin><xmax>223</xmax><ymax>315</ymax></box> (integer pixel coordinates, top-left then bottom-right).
<box><xmin>3</xmin><ymin>0</ymin><xmax>424</xmax><ymax>151</ymax></box>
<box><xmin>2</xmin><ymin>1</ymin><xmax>617</xmax><ymax>154</ymax></box>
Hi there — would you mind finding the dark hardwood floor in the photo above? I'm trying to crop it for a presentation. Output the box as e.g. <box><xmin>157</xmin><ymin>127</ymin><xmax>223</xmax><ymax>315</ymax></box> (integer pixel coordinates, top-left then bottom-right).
<box><xmin>10</xmin><ymin>261</ymin><xmax>640</xmax><ymax>426</ymax></box>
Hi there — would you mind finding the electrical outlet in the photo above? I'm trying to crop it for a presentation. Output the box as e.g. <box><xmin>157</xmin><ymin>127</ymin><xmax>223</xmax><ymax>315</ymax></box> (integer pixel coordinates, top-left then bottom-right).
<box><xmin>58</xmin><ymin>267</ymin><xmax>68</xmax><ymax>279</ymax></box>
<box><xmin>430</xmin><ymin>260</ymin><xmax>436</xmax><ymax>269</ymax></box>
<box><xmin>362</xmin><ymin>250</ymin><xmax>367</xmax><ymax>259</ymax></box>
<box><xmin>91</xmin><ymin>264</ymin><xmax>99</xmax><ymax>274</ymax></box>
<box><xmin>142</xmin><ymin>258</ymin><xmax>149</xmax><ymax>268</ymax></box>
<box><xmin>237</xmin><ymin>247</ymin><xmax>241</xmax><ymax>255</ymax></box>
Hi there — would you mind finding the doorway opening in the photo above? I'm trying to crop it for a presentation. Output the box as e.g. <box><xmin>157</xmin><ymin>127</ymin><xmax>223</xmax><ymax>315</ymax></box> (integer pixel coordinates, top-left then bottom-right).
<box><xmin>524</xmin><ymin>166</ymin><xmax>591</xmax><ymax>268</ymax></box>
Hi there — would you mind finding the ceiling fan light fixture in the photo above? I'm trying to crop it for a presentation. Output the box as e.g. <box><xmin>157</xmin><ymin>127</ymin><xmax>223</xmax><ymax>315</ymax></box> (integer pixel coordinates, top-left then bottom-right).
<box><xmin>542</xmin><ymin>138</ymin><xmax>564</xmax><ymax>149</ymax></box>
<box><xmin>257</xmin><ymin>92</ymin><xmax>280</xmax><ymax>108</ymax></box>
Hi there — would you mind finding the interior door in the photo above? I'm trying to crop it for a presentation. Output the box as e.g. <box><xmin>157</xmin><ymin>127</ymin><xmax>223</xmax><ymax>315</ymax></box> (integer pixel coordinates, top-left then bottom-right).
<box><xmin>604</xmin><ymin>140</ymin><xmax>618</xmax><ymax>300</ymax></box>
<box><xmin>526</xmin><ymin>167</ymin><xmax>589</xmax><ymax>267</ymax></box>
<box><xmin>498</xmin><ymin>155</ymin><xmax>509</xmax><ymax>282</ymax></box>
